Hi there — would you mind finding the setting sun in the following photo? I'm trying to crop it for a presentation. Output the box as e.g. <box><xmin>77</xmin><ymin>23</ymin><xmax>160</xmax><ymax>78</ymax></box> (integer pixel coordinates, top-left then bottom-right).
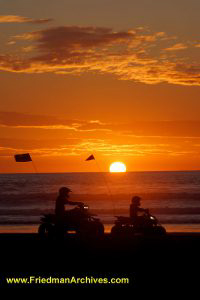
<box><xmin>109</xmin><ymin>162</ymin><xmax>126</xmax><ymax>173</ymax></box>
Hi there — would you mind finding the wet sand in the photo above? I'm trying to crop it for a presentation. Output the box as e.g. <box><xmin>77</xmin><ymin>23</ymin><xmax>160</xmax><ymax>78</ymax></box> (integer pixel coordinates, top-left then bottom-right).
<box><xmin>0</xmin><ymin>232</ymin><xmax>200</xmax><ymax>291</ymax></box>
<box><xmin>1</xmin><ymin>223</ymin><xmax>200</xmax><ymax>233</ymax></box>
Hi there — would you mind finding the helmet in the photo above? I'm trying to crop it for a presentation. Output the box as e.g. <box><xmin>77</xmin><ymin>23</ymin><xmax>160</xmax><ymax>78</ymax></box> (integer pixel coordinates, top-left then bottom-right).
<box><xmin>132</xmin><ymin>196</ymin><xmax>141</xmax><ymax>204</ymax></box>
<box><xmin>59</xmin><ymin>186</ymin><xmax>72</xmax><ymax>196</ymax></box>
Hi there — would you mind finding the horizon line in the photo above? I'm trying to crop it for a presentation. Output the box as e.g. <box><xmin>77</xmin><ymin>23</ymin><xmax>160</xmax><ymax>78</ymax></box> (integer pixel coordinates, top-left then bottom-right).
<box><xmin>1</xmin><ymin>169</ymin><xmax>200</xmax><ymax>175</ymax></box>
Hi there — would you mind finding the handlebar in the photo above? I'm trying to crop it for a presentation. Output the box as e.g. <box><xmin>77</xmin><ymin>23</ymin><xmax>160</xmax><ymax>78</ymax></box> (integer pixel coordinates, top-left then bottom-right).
<box><xmin>77</xmin><ymin>203</ymin><xmax>88</xmax><ymax>210</ymax></box>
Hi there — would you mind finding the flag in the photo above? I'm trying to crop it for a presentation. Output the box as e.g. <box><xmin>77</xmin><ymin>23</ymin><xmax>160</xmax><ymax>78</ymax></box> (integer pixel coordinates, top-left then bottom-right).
<box><xmin>85</xmin><ymin>154</ymin><xmax>95</xmax><ymax>161</ymax></box>
<box><xmin>14</xmin><ymin>153</ymin><xmax>32</xmax><ymax>162</ymax></box>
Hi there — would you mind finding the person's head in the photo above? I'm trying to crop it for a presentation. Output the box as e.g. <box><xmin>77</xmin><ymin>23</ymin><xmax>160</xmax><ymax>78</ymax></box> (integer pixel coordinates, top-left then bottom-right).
<box><xmin>132</xmin><ymin>196</ymin><xmax>141</xmax><ymax>206</ymax></box>
<box><xmin>59</xmin><ymin>186</ymin><xmax>72</xmax><ymax>197</ymax></box>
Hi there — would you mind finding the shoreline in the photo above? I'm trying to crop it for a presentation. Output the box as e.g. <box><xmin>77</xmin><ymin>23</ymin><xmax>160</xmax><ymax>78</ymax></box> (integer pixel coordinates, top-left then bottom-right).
<box><xmin>0</xmin><ymin>231</ymin><xmax>200</xmax><ymax>291</ymax></box>
<box><xmin>0</xmin><ymin>231</ymin><xmax>200</xmax><ymax>237</ymax></box>
<box><xmin>1</xmin><ymin>223</ymin><xmax>200</xmax><ymax>233</ymax></box>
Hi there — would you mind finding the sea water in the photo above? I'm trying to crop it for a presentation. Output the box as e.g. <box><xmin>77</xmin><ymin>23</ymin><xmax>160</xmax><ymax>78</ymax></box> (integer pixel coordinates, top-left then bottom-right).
<box><xmin>0</xmin><ymin>171</ymin><xmax>200</xmax><ymax>232</ymax></box>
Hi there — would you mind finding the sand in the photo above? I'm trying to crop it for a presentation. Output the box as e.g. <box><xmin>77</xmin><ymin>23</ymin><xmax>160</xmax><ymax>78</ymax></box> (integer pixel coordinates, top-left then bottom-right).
<box><xmin>0</xmin><ymin>232</ymin><xmax>200</xmax><ymax>292</ymax></box>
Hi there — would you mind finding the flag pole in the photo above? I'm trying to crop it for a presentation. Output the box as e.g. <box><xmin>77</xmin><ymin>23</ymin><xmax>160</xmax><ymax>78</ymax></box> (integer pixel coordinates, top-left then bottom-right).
<box><xmin>14</xmin><ymin>153</ymin><xmax>39</xmax><ymax>174</ymax></box>
<box><xmin>31</xmin><ymin>160</ymin><xmax>39</xmax><ymax>174</ymax></box>
<box><xmin>95</xmin><ymin>159</ymin><xmax>116</xmax><ymax>215</ymax></box>
<box><xmin>85</xmin><ymin>154</ymin><xmax>116</xmax><ymax>215</ymax></box>
<box><xmin>14</xmin><ymin>153</ymin><xmax>47</xmax><ymax>197</ymax></box>
<box><xmin>95</xmin><ymin>160</ymin><xmax>112</xmax><ymax>197</ymax></box>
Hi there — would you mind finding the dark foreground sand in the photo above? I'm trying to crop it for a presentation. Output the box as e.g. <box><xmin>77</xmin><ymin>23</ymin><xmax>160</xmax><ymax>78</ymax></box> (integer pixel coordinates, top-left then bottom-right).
<box><xmin>0</xmin><ymin>232</ymin><xmax>200</xmax><ymax>291</ymax></box>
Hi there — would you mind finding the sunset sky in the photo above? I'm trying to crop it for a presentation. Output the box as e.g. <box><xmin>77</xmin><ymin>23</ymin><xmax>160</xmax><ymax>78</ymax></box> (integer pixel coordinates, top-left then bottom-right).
<box><xmin>1</xmin><ymin>0</ymin><xmax>200</xmax><ymax>173</ymax></box>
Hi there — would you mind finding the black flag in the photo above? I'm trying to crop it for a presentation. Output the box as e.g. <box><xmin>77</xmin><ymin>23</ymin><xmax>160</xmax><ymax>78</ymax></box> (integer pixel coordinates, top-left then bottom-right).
<box><xmin>14</xmin><ymin>153</ymin><xmax>32</xmax><ymax>162</ymax></box>
<box><xmin>85</xmin><ymin>154</ymin><xmax>95</xmax><ymax>161</ymax></box>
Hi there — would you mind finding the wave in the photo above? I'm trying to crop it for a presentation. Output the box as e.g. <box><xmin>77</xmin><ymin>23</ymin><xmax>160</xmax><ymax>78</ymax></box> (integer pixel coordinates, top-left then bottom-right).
<box><xmin>1</xmin><ymin>207</ymin><xmax>200</xmax><ymax>216</ymax></box>
<box><xmin>1</xmin><ymin>192</ymin><xmax>200</xmax><ymax>202</ymax></box>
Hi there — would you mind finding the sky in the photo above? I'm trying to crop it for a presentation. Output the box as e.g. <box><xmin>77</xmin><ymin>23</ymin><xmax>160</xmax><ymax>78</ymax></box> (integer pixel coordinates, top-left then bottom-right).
<box><xmin>1</xmin><ymin>0</ymin><xmax>200</xmax><ymax>173</ymax></box>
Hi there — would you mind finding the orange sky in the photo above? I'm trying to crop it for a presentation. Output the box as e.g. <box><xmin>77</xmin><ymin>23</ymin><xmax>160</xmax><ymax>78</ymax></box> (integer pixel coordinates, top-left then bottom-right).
<box><xmin>1</xmin><ymin>0</ymin><xmax>200</xmax><ymax>172</ymax></box>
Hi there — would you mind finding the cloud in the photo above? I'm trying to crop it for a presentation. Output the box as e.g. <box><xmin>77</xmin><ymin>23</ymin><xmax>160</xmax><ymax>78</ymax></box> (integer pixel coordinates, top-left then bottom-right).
<box><xmin>2</xmin><ymin>112</ymin><xmax>200</xmax><ymax>159</ymax></box>
<box><xmin>0</xmin><ymin>111</ymin><xmax>76</xmax><ymax>128</ymax></box>
<box><xmin>1</xmin><ymin>137</ymin><xmax>198</xmax><ymax>158</ymax></box>
<box><xmin>0</xmin><ymin>15</ymin><xmax>53</xmax><ymax>24</ymax></box>
<box><xmin>2</xmin><ymin>112</ymin><xmax>200</xmax><ymax>139</ymax></box>
<box><xmin>0</xmin><ymin>137</ymin><xmax>176</xmax><ymax>158</ymax></box>
<box><xmin>164</xmin><ymin>43</ymin><xmax>188</xmax><ymax>51</ymax></box>
<box><xmin>114</xmin><ymin>121</ymin><xmax>200</xmax><ymax>137</ymax></box>
<box><xmin>0</xmin><ymin>111</ymin><xmax>111</xmax><ymax>132</ymax></box>
<box><xmin>0</xmin><ymin>137</ymin><xmax>81</xmax><ymax>149</ymax></box>
<box><xmin>72</xmin><ymin>141</ymin><xmax>173</xmax><ymax>157</ymax></box>
<box><xmin>0</xmin><ymin>25</ymin><xmax>200</xmax><ymax>86</ymax></box>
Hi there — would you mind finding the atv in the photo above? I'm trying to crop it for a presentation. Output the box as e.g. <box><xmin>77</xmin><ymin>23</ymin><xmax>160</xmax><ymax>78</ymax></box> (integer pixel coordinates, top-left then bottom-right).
<box><xmin>38</xmin><ymin>203</ymin><xmax>104</xmax><ymax>239</ymax></box>
<box><xmin>111</xmin><ymin>210</ymin><xmax>166</xmax><ymax>238</ymax></box>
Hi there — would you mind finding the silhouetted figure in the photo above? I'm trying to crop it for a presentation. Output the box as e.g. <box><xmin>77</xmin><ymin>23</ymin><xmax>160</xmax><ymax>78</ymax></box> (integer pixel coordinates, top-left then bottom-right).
<box><xmin>130</xmin><ymin>196</ymin><xmax>149</xmax><ymax>221</ymax></box>
<box><xmin>55</xmin><ymin>187</ymin><xmax>83</xmax><ymax>235</ymax></box>
<box><xmin>55</xmin><ymin>187</ymin><xmax>83</xmax><ymax>218</ymax></box>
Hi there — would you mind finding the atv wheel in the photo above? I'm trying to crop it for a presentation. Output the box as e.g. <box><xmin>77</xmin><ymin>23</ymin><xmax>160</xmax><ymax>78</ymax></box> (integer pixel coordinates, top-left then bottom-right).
<box><xmin>153</xmin><ymin>226</ymin><xmax>167</xmax><ymax>236</ymax></box>
<box><xmin>77</xmin><ymin>221</ymin><xmax>104</xmax><ymax>240</ymax></box>
<box><xmin>92</xmin><ymin>221</ymin><xmax>104</xmax><ymax>238</ymax></box>
<box><xmin>38</xmin><ymin>223</ymin><xmax>55</xmax><ymax>238</ymax></box>
<box><xmin>111</xmin><ymin>225</ymin><xmax>123</xmax><ymax>237</ymax></box>
<box><xmin>141</xmin><ymin>226</ymin><xmax>167</xmax><ymax>237</ymax></box>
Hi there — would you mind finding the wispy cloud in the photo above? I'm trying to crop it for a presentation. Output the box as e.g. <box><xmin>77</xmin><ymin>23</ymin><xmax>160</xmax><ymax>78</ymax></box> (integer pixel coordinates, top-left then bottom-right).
<box><xmin>0</xmin><ymin>15</ymin><xmax>53</xmax><ymax>24</ymax></box>
<box><xmin>0</xmin><ymin>25</ymin><xmax>199</xmax><ymax>86</ymax></box>
<box><xmin>164</xmin><ymin>43</ymin><xmax>188</xmax><ymax>51</ymax></box>
<box><xmin>1</xmin><ymin>138</ymin><xmax>199</xmax><ymax>159</ymax></box>
<box><xmin>0</xmin><ymin>111</ymin><xmax>111</xmax><ymax>132</ymax></box>
<box><xmin>1</xmin><ymin>112</ymin><xmax>200</xmax><ymax>159</ymax></box>
<box><xmin>2</xmin><ymin>112</ymin><xmax>200</xmax><ymax>138</ymax></box>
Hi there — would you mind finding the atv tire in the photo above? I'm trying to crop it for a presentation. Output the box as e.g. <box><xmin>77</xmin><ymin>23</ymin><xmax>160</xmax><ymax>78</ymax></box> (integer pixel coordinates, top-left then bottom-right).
<box><xmin>38</xmin><ymin>223</ymin><xmax>55</xmax><ymax>238</ymax></box>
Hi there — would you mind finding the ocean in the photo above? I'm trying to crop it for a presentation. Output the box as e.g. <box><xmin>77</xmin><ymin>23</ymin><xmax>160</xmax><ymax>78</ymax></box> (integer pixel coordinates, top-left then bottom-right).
<box><xmin>1</xmin><ymin>171</ymin><xmax>200</xmax><ymax>233</ymax></box>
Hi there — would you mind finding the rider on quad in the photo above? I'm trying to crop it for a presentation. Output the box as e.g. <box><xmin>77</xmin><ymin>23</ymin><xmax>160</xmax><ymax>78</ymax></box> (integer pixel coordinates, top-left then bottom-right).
<box><xmin>55</xmin><ymin>187</ymin><xmax>83</xmax><ymax>227</ymax></box>
<box><xmin>130</xmin><ymin>196</ymin><xmax>149</xmax><ymax>225</ymax></box>
<box><xmin>111</xmin><ymin>196</ymin><xmax>166</xmax><ymax>237</ymax></box>
<box><xmin>38</xmin><ymin>187</ymin><xmax>104</xmax><ymax>238</ymax></box>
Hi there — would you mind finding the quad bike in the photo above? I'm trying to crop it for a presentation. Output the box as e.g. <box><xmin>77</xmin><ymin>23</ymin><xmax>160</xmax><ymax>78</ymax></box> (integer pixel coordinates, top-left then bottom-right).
<box><xmin>111</xmin><ymin>210</ymin><xmax>166</xmax><ymax>238</ymax></box>
<box><xmin>38</xmin><ymin>203</ymin><xmax>104</xmax><ymax>239</ymax></box>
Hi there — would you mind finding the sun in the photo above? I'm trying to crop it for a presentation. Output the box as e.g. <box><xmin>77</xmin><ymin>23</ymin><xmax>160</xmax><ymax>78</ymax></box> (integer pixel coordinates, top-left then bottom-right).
<box><xmin>109</xmin><ymin>162</ymin><xmax>126</xmax><ymax>173</ymax></box>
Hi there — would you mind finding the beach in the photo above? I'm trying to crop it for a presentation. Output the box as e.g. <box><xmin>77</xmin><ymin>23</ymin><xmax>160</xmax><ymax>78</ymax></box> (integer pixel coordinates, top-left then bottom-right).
<box><xmin>1</xmin><ymin>171</ymin><xmax>200</xmax><ymax>291</ymax></box>
<box><xmin>0</xmin><ymin>232</ymin><xmax>200</xmax><ymax>291</ymax></box>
